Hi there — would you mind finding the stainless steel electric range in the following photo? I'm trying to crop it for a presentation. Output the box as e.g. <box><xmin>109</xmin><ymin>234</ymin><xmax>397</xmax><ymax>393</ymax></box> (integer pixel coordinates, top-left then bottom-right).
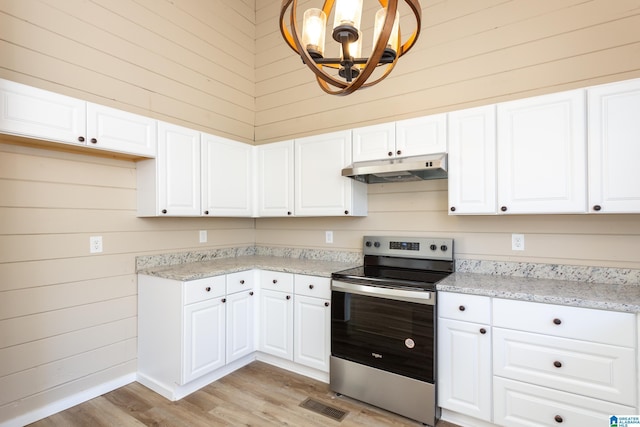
<box><xmin>330</xmin><ymin>235</ymin><xmax>454</xmax><ymax>426</ymax></box>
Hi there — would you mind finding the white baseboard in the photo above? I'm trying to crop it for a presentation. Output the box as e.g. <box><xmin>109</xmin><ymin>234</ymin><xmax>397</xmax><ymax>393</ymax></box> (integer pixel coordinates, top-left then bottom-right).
<box><xmin>1</xmin><ymin>373</ymin><xmax>136</xmax><ymax>427</ymax></box>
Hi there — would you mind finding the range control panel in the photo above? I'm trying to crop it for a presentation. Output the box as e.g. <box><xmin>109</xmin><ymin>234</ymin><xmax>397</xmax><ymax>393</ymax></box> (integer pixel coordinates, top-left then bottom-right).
<box><xmin>363</xmin><ymin>236</ymin><xmax>454</xmax><ymax>261</ymax></box>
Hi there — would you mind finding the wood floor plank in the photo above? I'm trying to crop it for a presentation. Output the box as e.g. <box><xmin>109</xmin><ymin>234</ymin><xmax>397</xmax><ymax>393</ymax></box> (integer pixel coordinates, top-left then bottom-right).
<box><xmin>28</xmin><ymin>361</ymin><xmax>460</xmax><ymax>427</ymax></box>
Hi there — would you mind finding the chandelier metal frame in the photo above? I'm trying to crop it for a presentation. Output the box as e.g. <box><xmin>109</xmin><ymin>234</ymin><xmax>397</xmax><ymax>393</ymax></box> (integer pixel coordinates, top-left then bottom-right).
<box><xmin>280</xmin><ymin>0</ymin><xmax>422</xmax><ymax>96</ymax></box>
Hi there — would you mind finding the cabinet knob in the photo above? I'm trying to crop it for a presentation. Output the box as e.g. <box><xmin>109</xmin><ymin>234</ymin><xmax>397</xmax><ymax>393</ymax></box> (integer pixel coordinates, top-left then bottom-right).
<box><xmin>221</xmin><ymin>298</ymin><xmax>226</xmax><ymax>303</ymax></box>
<box><xmin>205</xmin><ymin>287</ymin><xmax>211</xmax><ymax>292</ymax></box>
<box><xmin>396</xmin><ymin>150</ymin><xmax>401</xmax><ymax>155</ymax></box>
<box><xmin>500</xmin><ymin>206</ymin><xmax>508</xmax><ymax>212</ymax></box>
<box><xmin>204</xmin><ymin>210</ymin><xmax>209</xmax><ymax>215</ymax></box>
<box><xmin>272</xmin><ymin>279</ymin><xmax>278</xmax><ymax>284</ymax></box>
<box><xmin>161</xmin><ymin>209</ymin><xmax>168</xmax><ymax>214</ymax></box>
<box><xmin>553</xmin><ymin>318</ymin><xmax>562</xmax><ymax>325</ymax></box>
<box><xmin>344</xmin><ymin>210</ymin><xmax>349</xmax><ymax>215</ymax></box>
<box><xmin>240</xmin><ymin>280</ymin><xmax>245</xmax><ymax>284</ymax></box>
<box><xmin>324</xmin><ymin>302</ymin><xmax>330</xmax><ymax>307</ymax></box>
<box><xmin>388</xmin><ymin>151</ymin><xmax>393</xmax><ymax>157</ymax></box>
<box><xmin>458</xmin><ymin>305</ymin><xmax>466</xmax><ymax>311</ymax></box>
<box><xmin>90</xmin><ymin>138</ymin><xmax>97</xmax><ymax>144</ymax></box>
<box><xmin>78</xmin><ymin>136</ymin><xmax>85</xmax><ymax>142</ymax></box>
<box><xmin>249</xmin><ymin>291</ymin><xmax>254</xmax><ymax>296</ymax></box>
<box><xmin>553</xmin><ymin>361</ymin><xmax>562</xmax><ymax>368</ymax></box>
<box><xmin>309</xmin><ymin>284</ymin><xmax>314</xmax><ymax>289</ymax></box>
<box><xmin>450</xmin><ymin>206</ymin><xmax>456</xmax><ymax>212</ymax></box>
<box><xmin>479</xmin><ymin>328</ymin><xmax>487</xmax><ymax>334</ymax></box>
<box><xmin>286</xmin><ymin>295</ymin><xmax>291</xmax><ymax>300</ymax></box>
<box><xmin>554</xmin><ymin>415</ymin><xmax>563</xmax><ymax>423</ymax></box>
<box><xmin>593</xmin><ymin>205</ymin><xmax>602</xmax><ymax>211</ymax></box>
<box><xmin>287</xmin><ymin>211</ymin><xmax>292</xmax><ymax>215</ymax></box>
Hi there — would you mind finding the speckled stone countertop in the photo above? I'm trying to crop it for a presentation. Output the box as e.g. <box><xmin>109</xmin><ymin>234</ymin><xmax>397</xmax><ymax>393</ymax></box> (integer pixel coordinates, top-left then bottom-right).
<box><xmin>137</xmin><ymin>250</ymin><xmax>361</xmax><ymax>281</ymax></box>
<box><xmin>437</xmin><ymin>272</ymin><xmax>640</xmax><ymax>313</ymax></box>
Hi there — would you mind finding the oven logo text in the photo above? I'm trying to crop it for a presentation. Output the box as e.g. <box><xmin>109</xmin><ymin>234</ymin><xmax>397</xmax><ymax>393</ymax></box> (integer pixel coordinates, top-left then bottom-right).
<box><xmin>371</xmin><ymin>352</ymin><xmax>383</xmax><ymax>359</ymax></box>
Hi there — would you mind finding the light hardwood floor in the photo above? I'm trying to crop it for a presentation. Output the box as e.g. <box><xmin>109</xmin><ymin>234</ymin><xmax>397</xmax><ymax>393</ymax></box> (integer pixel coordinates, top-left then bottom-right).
<box><xmin>29</xmin><ymin>361</ymin><xmax>460</xmax><ymax>427</ymax></box>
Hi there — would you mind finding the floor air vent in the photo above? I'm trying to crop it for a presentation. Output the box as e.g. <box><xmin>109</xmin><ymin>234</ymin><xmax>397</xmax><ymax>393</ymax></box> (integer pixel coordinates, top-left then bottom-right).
<box><xmin>299</xmin><ymin>397</ymin><xmax>349</xmax><ymax>422</ymax></box>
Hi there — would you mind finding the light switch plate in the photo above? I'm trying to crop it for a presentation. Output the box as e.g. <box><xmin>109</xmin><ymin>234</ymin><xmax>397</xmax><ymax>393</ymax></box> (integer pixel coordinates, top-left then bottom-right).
<box><xmin>199</xmin><ymin>230</ymin><xmax>207</xmax><ymax>243</ymax></box>
<box><xmin>325</xmin><ymin>231</ymin><xmax>333</xmax><ymax>244</ymax></box>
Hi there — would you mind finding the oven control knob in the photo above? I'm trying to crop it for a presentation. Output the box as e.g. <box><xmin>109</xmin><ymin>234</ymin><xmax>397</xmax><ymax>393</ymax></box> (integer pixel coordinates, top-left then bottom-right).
<box><xmin>374</xmin><ymin>241</ymin><xmax>381</xmax><ymax>248</ymax></box>
<box><xmin>440</xmin><ymin>245</ymin><xmax>448</xmax><ymax>252</ymax></box>
<box><xmin>365</xmin><ymin>241</ymin><xmax>372</xmax><ymax>247</ymax></box>
<box><xmin>430</xmin><ymin>244</ymin><xmax>437</xmax><ymax>251</ymax></box>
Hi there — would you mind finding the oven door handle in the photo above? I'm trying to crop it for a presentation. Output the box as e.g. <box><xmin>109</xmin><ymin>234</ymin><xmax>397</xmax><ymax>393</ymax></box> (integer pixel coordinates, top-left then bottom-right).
<box><xmin>331</xmin><ymin>280</ymin><xmax>435</xmax><ymax>305</ymax></box>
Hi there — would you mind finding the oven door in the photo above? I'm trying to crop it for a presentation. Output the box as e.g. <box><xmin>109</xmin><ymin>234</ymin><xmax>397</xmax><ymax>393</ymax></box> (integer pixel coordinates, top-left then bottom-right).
<box><xmin>331</xmin><ymin>280</ymin><xmax>436</xmax><ymax>383</ymax></box>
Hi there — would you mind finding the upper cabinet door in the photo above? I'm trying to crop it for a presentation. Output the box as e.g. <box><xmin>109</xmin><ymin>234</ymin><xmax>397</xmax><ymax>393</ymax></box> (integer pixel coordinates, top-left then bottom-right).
<box><xmin>86</xmin><ymin>103</ymin><xmax>156</xmax><ymax>157</ymax></box>
<box><xmin>201</xmin><ymin>134</ymin><xmax>253</xmax><ymax>217</ymax></box>
<box><xmin>497</xmin><ymin>89</ymin><xmax>587</xmax><ymax>214</ymax></box>
<box><xmin>256</xmin><ymin>140</ymin><xmax>294</xmax><ymax>217</ymax></box>
<box><xmin>352</xmin><ymin>123</ymin><xmax>394</xmax><ymax>162</ymax></box>
<box><xmin>0</xmin><ymin>79</ymin><xmax>86</xmax><ymax>145</ymax></box>
<box><xmin>396</xmin><ymin>113</ymin><xmax>447</xmax><ymax>156</ymax></box>
<box><xmin>157</xmin><ymin>121</ymin><xmax>201</xmax><ymax>216</ymax></box>
<box><xmin>448</xmin><ymin>105</ymin><xmax>497</xmax><ymax>215</ymax></box>
<box><xmin>295</xmin><ymin>130</ymin><xmax>366</xmax><ymax>216</ymax></box>
<box><xmin>588</xmin><ymin>79</ymin><xmax>640</xmax><ymax>213</ymax></box>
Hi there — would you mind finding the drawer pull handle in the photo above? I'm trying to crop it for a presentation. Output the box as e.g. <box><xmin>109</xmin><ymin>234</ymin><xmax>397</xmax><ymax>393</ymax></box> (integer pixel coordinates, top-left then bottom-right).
<box><xmin>324</xmin><ymin>302</ymin><xmax>329</xmax><ymax>307</ymax></box>
<box><xmin>554</xmin><ymin>415</ymin><xmax>563</xmax><ymax>423</ymax></box>
<box><xmin>309</xmin><ymin>284</ymin><xmax>314</xmax><ymax>289</ymax></box>
<box><xmin>240</xmin><ymin>280</ymin><xmax>245</xmax><ymax>284</ymax></box>
<box><xmin>553</xmin><ymin>318</ymin><xmax>562</xmax><ymax>325</ymax></box>
<box><xmin>458</xmin><ymin>305</ymin><xmax>466</xmax><ymax>311</ymax></box>
<box><xmin>221</xmin><ymin>298</ymin><xmax>226</xmax><ymax>303</ymax></box>
<box><xmin>205</xmin><ymin>287</ymin><xmax>211</xmax><ymax>292</ymax></box>
<box><xmin>249</xmin><ymin>291</ymin><xmax>254</xmax><ymax>296</ymax></box>
<box><xmin>479</xmin><ymin>328</ymin><xmax>487</xmax><ymax>334</ymax></box>
<box><xmin>553</xmin><ymin>361</ymin><xmax>562</xmax><ymax>368</ymax></box>
<box><xmin>273</xmin><ymin>279</ymin><xmax>278</xmax><ymax>284</ymax></box>
<box><xmin>286</xmin><ymin>295</ymin><xmax>291</xmax><ymax>300</ymax></box>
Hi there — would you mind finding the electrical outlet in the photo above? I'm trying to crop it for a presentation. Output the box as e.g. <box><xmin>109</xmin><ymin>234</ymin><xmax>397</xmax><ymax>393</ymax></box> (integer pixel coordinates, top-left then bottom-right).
<box><xmin>512</xmin><ymin>233</ymin><xmax>525</xmax><ymax>251</ymax></box>
<box><xmin>90</xmin><ymin>236</ymin><xmax>103</xmax><ymax>253</ymax></box>
<box><xmin>199</xmin><ymin>230</ymin><xmax>207</xmax><ymax>243</ymax></box>
<box><xmin>325</xmin><ymin>231</ymin><xmax>333</xmax><ymax>244</ymax></box>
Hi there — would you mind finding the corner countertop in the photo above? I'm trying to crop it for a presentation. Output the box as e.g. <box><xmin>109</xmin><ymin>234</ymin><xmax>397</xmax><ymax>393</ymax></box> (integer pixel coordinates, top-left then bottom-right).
<box><xmin>137</xmin><ymin>255</ymin><xmax>361</xmax><ymax>282</ymax></box>
<box><xmin>437</xmin><ymin>272</ymin><xmax>640</xmax><ymax>313</ymax></box>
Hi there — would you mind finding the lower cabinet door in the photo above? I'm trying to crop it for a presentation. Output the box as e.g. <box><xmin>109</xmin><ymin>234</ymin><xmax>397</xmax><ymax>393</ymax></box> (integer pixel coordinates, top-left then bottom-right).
<box><xmin>182</xmin><ymin>298</ymin><xmax>225</xmax><ymax>384</ymax></box>
<box><xmin>437</xmin><ymin>317</ymin><xmax>492</xmax><ymax>421</ymax></box>
<box><xmin>259</xmin><ymin>289</ymin><xmax>293</xmax><ymax>360</ymax></box>
<box><xmin>226</xmin><ymin>290</ymin><xmax>255</xmax><ymax>364</ymax></box>
<box><xmin>494</xmin><ymin>377</ymin><xmax>636</xmax><ymax>427</ymax></box>
<box><xmin>294</xmin><ymin>295</ymin><xmax>330</xmax><ymax>372</ymax></box>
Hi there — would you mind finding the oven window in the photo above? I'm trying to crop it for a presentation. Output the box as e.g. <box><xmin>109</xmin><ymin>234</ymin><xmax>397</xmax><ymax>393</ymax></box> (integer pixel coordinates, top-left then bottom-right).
<box><xmin>331</xmin><ymin>291</ymin><xmax>435</xmax><ymax>382</ymax></box>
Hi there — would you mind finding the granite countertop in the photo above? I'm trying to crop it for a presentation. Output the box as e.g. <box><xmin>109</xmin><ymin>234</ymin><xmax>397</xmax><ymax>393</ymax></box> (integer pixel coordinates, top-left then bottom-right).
<box><xmin>137</xmin><ymin>255</ymin><xmax>361</xmax><ymax>281</ymax></box>
<box><xmin>437</xmin><ymin>272</ymin><xmax>640</xmax><ymax>313</ymax></box>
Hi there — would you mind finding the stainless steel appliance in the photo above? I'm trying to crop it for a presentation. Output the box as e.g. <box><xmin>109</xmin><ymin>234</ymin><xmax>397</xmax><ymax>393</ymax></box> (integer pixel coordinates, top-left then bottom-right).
<box><xmin>330</xmin><ymin>236</ymin><xmax>454</xmax><ymax>426</ymax></box>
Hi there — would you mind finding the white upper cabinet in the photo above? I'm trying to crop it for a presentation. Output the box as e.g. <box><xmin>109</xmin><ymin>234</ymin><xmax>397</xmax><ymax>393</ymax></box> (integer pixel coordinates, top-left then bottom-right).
<box><xmin>256</xmin><ymin>140</ymin><xmax>294</xmax><ymax>217</ymax></box>
<box><xmin>201</xmin><ymin>134</ymin><xmax>253</xmax><ymax>217</ymax></box>
<box><xmin>448</xmin><ymin>105</ymin><xmax>497</xmax><ymax>215</ymax></box>
<box><xmin>497</xmin><ymin>89</ymin><xmax>587</xmax><ymax>214</ymax></box>
<box><xmin>86</xmin><ymin>103</ymin><xmax>156</xmax><ymax>157</ymax></box>
<box><xmin>295</xmin><ymin>130</ymin><xmax>367</xmax><ymax>216</ymax></box>
<box><xmin>352</xmin><ymin>123</ymin><xmax>395</xmax><ymax>162</ymax></box>
<box><xmin>137</xmin><ymin>121</ymin><xmax>201</xmax><ymax>216</ymax></box>
<box><xmin>588</xmin><ymin>78</ymin><xmax>640</xmax><ymax>213</ymax></box>
<box><xmin>396</xmin><ymin>113</ymin><xmax>447</xmax><ymax>155</ymax></box>
<box><xmin>352</xmin><ymin>114</ymin><xmax>447</xmax><ymax>163</ymax></box>
<box><xmin>0</xmin><ymin>78</ymin><xmax>156</xmax><ymax>157</ymax></box>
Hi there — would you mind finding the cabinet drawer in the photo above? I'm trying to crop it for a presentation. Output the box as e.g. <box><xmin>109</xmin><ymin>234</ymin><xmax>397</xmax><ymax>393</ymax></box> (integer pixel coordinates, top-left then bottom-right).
<box><xmin>260</xmin><ymin>271</ymin><xmax>294</xmax><ymax>293</ymax></box>
<box><xmin>438</xmin><ymin>292</ymin><xmax>491</xmax><ymax>324</ymax></box>
<box><xmin>494</xmin><ymin>328</ymin><xmax>636</xmax><ymax>405</ymax></box>
<box><xmin>294</xmin><ymin>274</ymin><xmax>330</xmax><ymax>299</ymax></box>
<box><xmin>494</xmin><ymin>377</ymin><xmax>636</xmax><ymax>427</ymax></box>
<box><xmin>492</xmin><ymin>298</ymin><xmax>635</xmax><ymax>346</ymax></box>
<box><xmin>183</xmin><ymin>276</ymin><xmax>225</xmax><ymax>305</ymax></box>
<box><xmin>226</xmin><ymin>270</ymin><xmax>254</xmax><ymax>294</ymax></box>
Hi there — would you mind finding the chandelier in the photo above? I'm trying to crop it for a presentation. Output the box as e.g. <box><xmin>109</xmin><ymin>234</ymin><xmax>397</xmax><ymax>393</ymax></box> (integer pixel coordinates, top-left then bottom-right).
<box><xmin>280</xmin><ymin>0</ymin><xmax>422</xmax><ymax>96</ymax></box>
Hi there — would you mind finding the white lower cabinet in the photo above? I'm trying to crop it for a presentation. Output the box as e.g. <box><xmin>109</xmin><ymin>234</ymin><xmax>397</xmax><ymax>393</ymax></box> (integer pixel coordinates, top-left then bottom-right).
<box><xmin>438</xmin><ymin>292</ymin><xmax>492</xmax><ymax>422</ymax></box>
<box><xmin>183</xmin><ymin>296</ymin><xmax>225</xmax><ymax>384</ymax></box>
<box><xmin>258</xmin><ymin>271</ymin><xmax>295</xmax><ymax>360</ymax></box>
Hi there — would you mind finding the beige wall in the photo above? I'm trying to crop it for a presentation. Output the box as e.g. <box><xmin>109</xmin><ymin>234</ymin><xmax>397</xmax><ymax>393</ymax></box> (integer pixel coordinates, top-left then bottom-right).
<box><xmin>1</xmin><ymin>0</ymin><xmax>640</xmax><ymax>424</ymax></box>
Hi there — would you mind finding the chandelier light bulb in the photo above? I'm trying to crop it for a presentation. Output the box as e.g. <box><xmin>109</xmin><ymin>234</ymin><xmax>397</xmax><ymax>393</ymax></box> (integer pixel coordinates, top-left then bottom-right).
<box><xmin>373</xmin><ymin>8</ymin><xmax>400</xmax><ymax>60</ymax></box>
<box><xmin>302</xmin><ymin>8</ymin><xmax>327</xmax><ymax>58</ymax></box>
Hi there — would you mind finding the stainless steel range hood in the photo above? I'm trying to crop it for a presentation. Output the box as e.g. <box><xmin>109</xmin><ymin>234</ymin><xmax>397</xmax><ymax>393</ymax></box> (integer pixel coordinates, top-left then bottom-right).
<box><xmin>342</xmin><ymin>153</ymin><xmax>448</xmax><ymax>184</ymax></box>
